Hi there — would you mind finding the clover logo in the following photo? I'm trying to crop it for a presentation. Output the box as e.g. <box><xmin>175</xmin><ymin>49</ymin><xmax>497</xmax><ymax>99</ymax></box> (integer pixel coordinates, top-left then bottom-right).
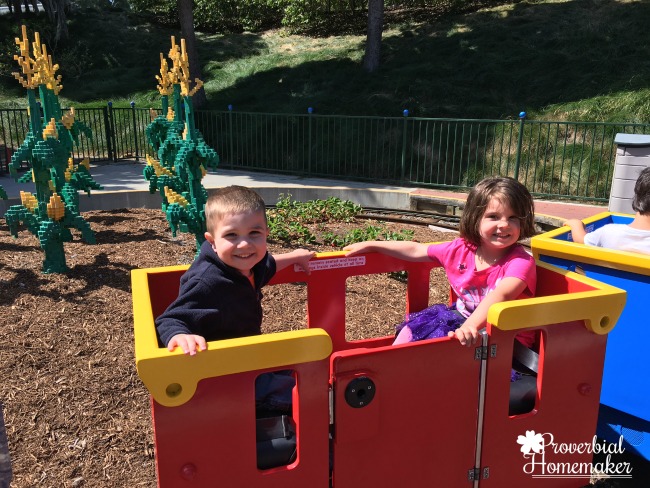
<box><xmin>517</xmin><ymin>430</ymin><xmax>545</xmax><ymax>455</ymax></box>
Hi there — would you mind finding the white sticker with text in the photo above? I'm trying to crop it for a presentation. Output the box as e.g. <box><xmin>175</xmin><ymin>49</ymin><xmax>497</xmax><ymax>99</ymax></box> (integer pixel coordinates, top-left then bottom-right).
<box><xmin>295</xmin><ymin>256</ymin><xmax>366</xmax><ymax>272</ymax></box>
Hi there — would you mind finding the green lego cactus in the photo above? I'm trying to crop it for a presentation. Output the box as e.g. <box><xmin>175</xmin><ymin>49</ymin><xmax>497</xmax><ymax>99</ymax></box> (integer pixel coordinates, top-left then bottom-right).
<box><xmin>3</xmin><ymin>26</ymin><xmax>102</xmax><ymax>273</ymax></box>
<box><xmin>144</xmin><ymin>37</ymin><xmax>219</xmax><ymax>254</ymax></box>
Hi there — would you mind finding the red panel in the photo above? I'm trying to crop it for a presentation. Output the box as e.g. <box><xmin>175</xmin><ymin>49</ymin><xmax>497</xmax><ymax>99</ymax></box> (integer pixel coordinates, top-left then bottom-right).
<box><xmin>148</xmin><ymin>270</ymin><xmax>186</xmax><ymax>319</ymax></box>
<box><xmin>152</xmin><ymin>360</ymin><xmax>331</xmax><ymax>488</ymax></box>
<box><xmin>331</xmin><ymin>337</ymin><xmax>481</xmax><ymax>488</ymax></box>
<box><xmin>479</xmin><ymin>323</ymin><xmax>607</xmax><ymax>487</ymax></box>
<box><xmin>535</xmin><ymin>265</ymin><xmax>595</xmax><ymax>297</ymax></box>
<box><xmin>270</xmin><ymin>253</ymin><xmax>438</xmax><ymax>352</ymax></box>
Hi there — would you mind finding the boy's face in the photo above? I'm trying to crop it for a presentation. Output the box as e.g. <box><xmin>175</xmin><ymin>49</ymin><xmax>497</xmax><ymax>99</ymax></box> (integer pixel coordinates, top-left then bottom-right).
<box><xmin>204</xmin><ymin>210</ymin><xmax>269</xmax><ymax>276</ymax></box>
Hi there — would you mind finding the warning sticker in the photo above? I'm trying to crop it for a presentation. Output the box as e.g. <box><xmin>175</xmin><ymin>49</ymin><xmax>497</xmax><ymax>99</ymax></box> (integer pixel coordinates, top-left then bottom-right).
<box><xmin>294</xmin><ymin>256</ymin><xmax>366</xmax><ymax>272</ymax></box>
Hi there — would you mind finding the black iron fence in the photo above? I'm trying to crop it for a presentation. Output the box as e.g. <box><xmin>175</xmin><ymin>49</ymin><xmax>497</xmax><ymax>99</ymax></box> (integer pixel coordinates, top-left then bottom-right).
<box><xmin>2</xmin><ymin>105</ymin><xmax>649</xmax><ymax>202</ymax></box>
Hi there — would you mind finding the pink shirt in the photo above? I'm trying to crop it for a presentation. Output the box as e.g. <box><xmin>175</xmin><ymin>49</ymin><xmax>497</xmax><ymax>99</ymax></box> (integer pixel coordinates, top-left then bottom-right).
<box><xmin>427</xmin><ymin>238</ymin><xmax>536</xmax><ymax>319</ymax></box>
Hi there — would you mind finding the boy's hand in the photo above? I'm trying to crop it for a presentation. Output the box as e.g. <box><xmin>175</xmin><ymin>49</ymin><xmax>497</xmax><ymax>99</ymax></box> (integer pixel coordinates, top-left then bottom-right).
<box><xmin>274</xmin><ymin>249</ymin><xmax>315</xmax><ymax>273</ymax></box>
<box><xmin>563</xmin><ymin>219</ymin><xmax>587</xmax><ymax>244</ymax></box>
<box><xmin>448</xmin><ymin>323</ymin><xmax>480</xmax><ymax>347</ymax></box>
<box><xmin>289</xmin><ymin>249</ymin><xmax>316</xmax><ymax>274</ymax></box>
<box><xmin>168</xmin><ymin>334</ymin><xmax>207</xmax><ymax>356</ymax></box>
<box><xmin>563</xmin><ymin>219</ymin><xmax>584</xmax><ymax>229</ymax></box>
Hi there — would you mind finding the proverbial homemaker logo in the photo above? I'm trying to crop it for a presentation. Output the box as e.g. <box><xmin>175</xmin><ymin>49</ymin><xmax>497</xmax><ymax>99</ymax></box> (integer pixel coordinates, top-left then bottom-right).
<box><xmin>516</xmin><ymin>430</ymin><xmax>633</xmax><ymax>480</ymax></box>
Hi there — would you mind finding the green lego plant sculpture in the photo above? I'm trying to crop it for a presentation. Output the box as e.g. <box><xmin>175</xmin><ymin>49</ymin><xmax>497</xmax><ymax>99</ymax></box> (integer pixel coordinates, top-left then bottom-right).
<box><xmin>144</xmin><ymin>36</ymin><xmax>219</xmax><ymax>253</ymax></box>
<box><xmin>4</xmin><ymin>26</ymin><xmax>102</xmax><ymax>273</ymax></box>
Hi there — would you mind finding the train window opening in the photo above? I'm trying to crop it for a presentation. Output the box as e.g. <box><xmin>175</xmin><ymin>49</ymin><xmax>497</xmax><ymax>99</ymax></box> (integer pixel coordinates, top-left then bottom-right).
<box><xmin>262</xmin><ymin>282</ymin><xmax>308</xmax><ymax>334</ymax></box>
<box><xmin>255</xmin><ymin>369</ymin><xmax>298</xmax><ymax>470</ymax></box>
<box><xmin>344</xmin><ymin>272</ymin><xmax>411</xmax><ymax>342</ymax></box>
<box><xmin>509</xmin><ymin>330</ymin><xmax>542</xmax><ymax>416</ymax></box>
<box><xmin>429</xmin><ymin>267</ymin><xmax>452</xmax><ymax>305</ymax></box>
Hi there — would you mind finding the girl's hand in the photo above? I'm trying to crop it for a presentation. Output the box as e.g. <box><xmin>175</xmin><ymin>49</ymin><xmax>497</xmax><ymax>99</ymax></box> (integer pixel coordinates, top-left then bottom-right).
<box><xmin>343</xmin><ymin>242</ymin><xmax>374</xmax><ymax>256</ymax></box>
<box><xmin>168</xmin><ymin>334</ymin><xmax>207</xmax><ymax>356</ymax></box>
<box><xmin>448</xmin><ymin>323</ymin><xmax>480</xmax><ymax>347</ymax></box>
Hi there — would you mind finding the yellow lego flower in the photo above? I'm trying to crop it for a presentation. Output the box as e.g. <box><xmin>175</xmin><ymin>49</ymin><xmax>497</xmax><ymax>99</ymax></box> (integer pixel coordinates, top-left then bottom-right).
<box><xmin>147</xmin><ymin>156</ymin><xmax>174</xmax><ymax>177</ymax></box>
<box><xmin>61</xmin><ymin>108</ymin><xmax>75</xmax><ymax>129</ymax></box>
<box><xmin>20</xmin><ymin>191</ymin><xmax>38</xmax><ymax>213</ymax></box>
<box><xmin>13</xmin><ymin>26</ymin><xmax>63</xmax><ymax>94</ymax></box>
<box><xmin>43</xmin><ymin>118</ymin><xmax>58</xmax><ymax>139</ymax></box>
<box><xmin>164</xmin><ymin>186</ymin><xmax>188</xmax><ymax>207</ymax></box>
<box><xmin>46</xmin><ymin>193</ymin><xmax>65</xmax><ymax>221</ymax></box>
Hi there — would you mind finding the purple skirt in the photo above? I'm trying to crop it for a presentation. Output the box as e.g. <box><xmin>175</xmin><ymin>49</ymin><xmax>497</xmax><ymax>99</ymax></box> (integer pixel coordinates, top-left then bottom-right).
<box><xmin>396</xmin><ymin>303</ymin><xmax>465</xmax><ymax>341</ymax></box>
<box><xmin>396</xmin><ymin>303</ymin><xmax>523</xmax><ymax>382</ymax></box>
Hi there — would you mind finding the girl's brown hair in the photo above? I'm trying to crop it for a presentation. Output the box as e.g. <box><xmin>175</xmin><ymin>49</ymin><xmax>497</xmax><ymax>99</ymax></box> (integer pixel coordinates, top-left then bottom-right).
<box><xmin>459</xmin><ymin>176</ymin><xmax>536</xmax><ymax>247</ymax></box>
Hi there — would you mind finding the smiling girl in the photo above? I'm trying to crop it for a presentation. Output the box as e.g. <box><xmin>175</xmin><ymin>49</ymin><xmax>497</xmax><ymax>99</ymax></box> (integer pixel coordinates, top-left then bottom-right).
<box><xmin>343</xmin><ymin>176</ymin><xmax>537</xmax><ymax>347</ymax></box>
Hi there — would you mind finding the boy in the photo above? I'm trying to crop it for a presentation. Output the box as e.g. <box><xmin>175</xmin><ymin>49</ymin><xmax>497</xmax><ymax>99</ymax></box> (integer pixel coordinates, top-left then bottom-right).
<box><xmin>565</xmin><ymin>167</ymin><xmax>650</xmax><ymax>255</ymax></box>
<box><xmin>155</xmin><ymin>185</ymin><xmax>314</xmax><ymax>413</ymax></box>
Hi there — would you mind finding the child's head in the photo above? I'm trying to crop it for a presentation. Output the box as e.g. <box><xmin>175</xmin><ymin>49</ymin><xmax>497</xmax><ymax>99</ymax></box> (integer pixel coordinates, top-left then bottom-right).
<box><xmin>459</xmin><ymin>176</ymin><xmax>536</xmax><ymax>247</ymax></box>
<box><xmin>205</xmin><ymin>185</ymin><xmax>267</xmax><ymax>235</ymax></box>
<box><xmin>632</xmin><ymin>167</ymin><xmax>650</xmax><ymax>215</ymax></box>
<box><xmin>204</xmin><ymin>186</ymin><xmax>269</xmax><ymax>275</ymax></box>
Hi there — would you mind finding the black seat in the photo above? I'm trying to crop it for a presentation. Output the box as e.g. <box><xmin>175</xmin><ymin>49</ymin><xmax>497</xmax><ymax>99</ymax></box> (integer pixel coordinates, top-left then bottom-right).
<box><xmin>256</xmin><ymin>415</ymin><xmax>297</xmax><ymax>470</ymax></box>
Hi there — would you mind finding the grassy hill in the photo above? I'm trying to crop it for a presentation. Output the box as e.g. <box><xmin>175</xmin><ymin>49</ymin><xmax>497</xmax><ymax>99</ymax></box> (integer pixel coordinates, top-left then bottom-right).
<box><xmin>1</xmin><ymin>0</ymin><xmax>650</xmax><ymax>122</ymax></box>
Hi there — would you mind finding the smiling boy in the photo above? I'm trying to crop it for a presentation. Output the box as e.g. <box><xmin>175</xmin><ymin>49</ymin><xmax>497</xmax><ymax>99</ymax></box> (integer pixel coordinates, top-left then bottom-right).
<box><xmin>155</xmin><ymin>185</ymin><xmax>314</xmax><ymax>355</ymax></box>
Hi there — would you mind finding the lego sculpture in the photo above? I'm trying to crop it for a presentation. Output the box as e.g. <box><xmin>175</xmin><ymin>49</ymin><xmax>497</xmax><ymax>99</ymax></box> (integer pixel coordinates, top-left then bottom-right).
<box><xmin>144</xmin><ymin>36</ymin><xmax>219</xmax><ymax>253</ymax></box>
<box><xmin>4</xmin><ymin>26</ymin><xmax>102</xmax><ymax>273</ymax></box>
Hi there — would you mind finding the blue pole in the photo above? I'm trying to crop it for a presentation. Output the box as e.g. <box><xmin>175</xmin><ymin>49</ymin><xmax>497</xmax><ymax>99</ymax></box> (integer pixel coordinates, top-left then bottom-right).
<box><xmin>514</xmin><ymin>111</ymin><xmax>526</xmax><ymax>181</ymax></box>
<box><xmin>307</xmin><ymin>107</ymin><xmax>313</xmax><ymax>174</ymax></box>
<box><xmin>401</xmin><ymin>109</ymin><xmax>409</xmax><ymax>181</ymax></box>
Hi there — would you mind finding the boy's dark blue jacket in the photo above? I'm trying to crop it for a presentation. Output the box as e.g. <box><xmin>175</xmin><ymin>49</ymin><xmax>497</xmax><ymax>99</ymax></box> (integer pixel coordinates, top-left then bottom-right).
<box><xmin>155</xmin><ymin>240</ymin><xmax>276</xmax><ymax>346</ymax></box>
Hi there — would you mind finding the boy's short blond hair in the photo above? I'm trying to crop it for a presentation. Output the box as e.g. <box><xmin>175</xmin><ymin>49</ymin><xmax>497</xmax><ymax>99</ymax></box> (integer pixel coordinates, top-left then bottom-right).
<box><xmin>205</xmin><ymin>186</ymin><xmax>267</xmax><ymax>233</ymax></box>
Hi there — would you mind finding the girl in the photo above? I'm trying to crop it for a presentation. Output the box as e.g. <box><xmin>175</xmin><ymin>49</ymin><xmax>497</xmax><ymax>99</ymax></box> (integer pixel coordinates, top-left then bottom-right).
<box><xmin>343</xmin><ymin>176</ymin><xmax>537</xmax><ymax>347</ymax></box>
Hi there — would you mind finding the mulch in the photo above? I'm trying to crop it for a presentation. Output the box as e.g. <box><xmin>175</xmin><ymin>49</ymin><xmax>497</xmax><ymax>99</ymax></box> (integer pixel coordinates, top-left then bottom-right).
<box><xmin>0</xmin><ymin>208</ymin><xmax>449</xmax><ymax>487</ymax></box>
<box><xmin>0</xmin><ymin>208</ymin><xmax>645</xmax><ymax>487</ymax></box>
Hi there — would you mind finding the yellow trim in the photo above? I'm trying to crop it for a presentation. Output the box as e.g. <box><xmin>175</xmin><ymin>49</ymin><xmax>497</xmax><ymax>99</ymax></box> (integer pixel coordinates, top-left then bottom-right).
<box><xmin>487</xmin><ymin>261</ymin><xmax>626</xmax><ymax>334</ymax></box>
<box><xmin>531</xmin><ymin>212</ymin><xmax>650</xmax><ymax>277</ymax></box>
<box><xmin>132</xmin><ymin>267</ymin><xmax>332</xmax><ymax>407</ymax></box>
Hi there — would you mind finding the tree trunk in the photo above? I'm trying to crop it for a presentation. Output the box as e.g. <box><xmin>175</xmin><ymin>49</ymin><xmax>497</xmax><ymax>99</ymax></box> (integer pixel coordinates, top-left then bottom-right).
<box><xmin>55</xmin><ymin>0</ymin><xmax>69</xmax><ymax>41</ymax></box>
<box><xmin>363</xmin><ymin>0</ymin><xmax>384</xmax><ymax>73</ymax></box>
<box><xmin>178</xmin><ymin>0</ymin><xmax>207</xmax><ymax>109</ymax></box>
<box><xmin>39</xmin><ymin>0</ymin><xmax>68</xmax><ymax>41</ymax></box>
<box><xmin>41</xmin><ymin>0</ymin><xmax>55</xmax><ymax>21</ymax></box>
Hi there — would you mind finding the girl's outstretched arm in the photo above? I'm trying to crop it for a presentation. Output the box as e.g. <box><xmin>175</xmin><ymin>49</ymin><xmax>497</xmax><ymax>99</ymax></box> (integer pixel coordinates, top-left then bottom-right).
<box><xmin>343</xmin><ymin>240</ymin><xmax>431</xmax><ymax>261</ymax></box>
<box><xmin>449</xmin><ymin>276</ymin><xmax>528</xmax><ymax>347</ymax></box>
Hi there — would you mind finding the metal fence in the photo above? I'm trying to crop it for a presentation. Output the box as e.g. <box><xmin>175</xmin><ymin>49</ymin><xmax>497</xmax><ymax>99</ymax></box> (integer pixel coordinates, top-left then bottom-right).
<box><xmin>2</xmin><ymin>105</ymin><xmax>649</xmax><ymax>202</ymax></box>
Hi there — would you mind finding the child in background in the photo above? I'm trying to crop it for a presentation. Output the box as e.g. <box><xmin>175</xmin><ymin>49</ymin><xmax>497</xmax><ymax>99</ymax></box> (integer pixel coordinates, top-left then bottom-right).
<box><xmin>344</xmin><ymin>176</ymin><xmax>537</xmax><ymax>347</ymax></box>
<box><xmin>564</xmin><ymin>167</ymin><xmax>650</xmax><ymax>255</ymax></box>
<box><xmin>155</xmin><ymin>185</ymin><xmax>314</xmax><ymax>414</ymax></box>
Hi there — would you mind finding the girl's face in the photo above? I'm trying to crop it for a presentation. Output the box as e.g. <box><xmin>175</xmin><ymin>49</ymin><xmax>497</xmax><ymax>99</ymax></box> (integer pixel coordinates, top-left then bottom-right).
<box><xmin>204</xmin><ymin>210</ymin><xmax>268</xmax><ymax>276</ymax></box>
<box><xmin>478</xmin><ymin>197</ymin><xmax>521</xmax><ymax>254</ymax></box>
